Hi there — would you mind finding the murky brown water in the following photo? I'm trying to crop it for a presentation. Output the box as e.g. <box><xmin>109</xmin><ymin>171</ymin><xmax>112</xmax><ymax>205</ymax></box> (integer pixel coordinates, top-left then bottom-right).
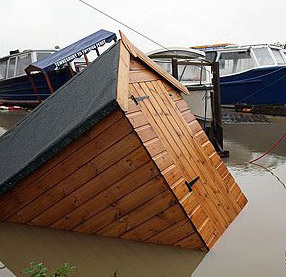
<box><xmin>1</xmin><ymin>110</ymin><xmax>286</xmax><ymax>276</ymax></box>
<box><xmin>193</xmin><ymin>117</ymin><xmax>286</xmax><ymax>277</ymax></box>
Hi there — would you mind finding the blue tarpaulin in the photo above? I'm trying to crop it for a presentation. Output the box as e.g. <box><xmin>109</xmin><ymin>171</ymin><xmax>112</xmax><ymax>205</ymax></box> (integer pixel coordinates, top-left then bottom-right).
<box><xmin>26</xmin><ymin>29</ymin><xmax>117</xmax><ymax>73</ymax></box>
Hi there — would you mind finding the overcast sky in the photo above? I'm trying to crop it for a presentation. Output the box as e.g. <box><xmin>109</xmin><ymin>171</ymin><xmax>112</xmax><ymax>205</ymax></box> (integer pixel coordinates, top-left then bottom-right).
<box><xmin>1</xmin><ymin>0</ymin><xmax>286</xmax><ymax>57</ymax></box>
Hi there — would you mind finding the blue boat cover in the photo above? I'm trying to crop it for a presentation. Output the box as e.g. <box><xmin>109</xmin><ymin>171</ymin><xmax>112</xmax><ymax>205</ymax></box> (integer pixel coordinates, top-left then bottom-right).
<box><xmin>26</xmin><ymin>29</ymin><xmax>117</xmax><ymax>73</ymax></box>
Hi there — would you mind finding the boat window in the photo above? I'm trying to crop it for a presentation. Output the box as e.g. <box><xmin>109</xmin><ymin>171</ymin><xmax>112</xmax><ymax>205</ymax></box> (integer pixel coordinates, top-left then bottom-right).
<box><xmin>0</xmin><ymin>60</ymin><xmax>7</xmax><ymax>80</ymax></box>
<box><xmin>205</xmin><ymin>52</ymin><xmax>217</xmax><ymax>62</ymax></box>
<box><xmin>252</xmin><ymin>48</ymin><xmax>274</xmax><ymax>66</ymax></box>
<box><xmin>37</xmin><ymin>52</ymin><xmax>52</xmax><ymax>61</ymax></box>
<box><xmin>16</xmin><ymin>53</ymin><xmax>32</xmax><ymax>76</ymax></box>
<box><xmin>219</xmin><ymin>51</ymin><xmax>254</xmax><ymax>75</ymax></box>
<box><xmin>7</xmin><ymin>57</ymin><xmax>16</xmax><ymax>78</ymax></box>
<box><xmin>155</xmin><ymin>61</ymin><xmax>172</xmax><ymax>75</ymax></box>
<box><xmin>271</xmin><ymin>49</ymin><xmax>285</xmax><ymax>64</ymax></box>
<box><xmin>155</xmin><ymin>60</ymin><xmax>207</xmax><ymax>82</ymax></box>
<box><xmin>178</xmin><ymin>64</ymin><xmax>206</xmax><ymax>82</ymax></box>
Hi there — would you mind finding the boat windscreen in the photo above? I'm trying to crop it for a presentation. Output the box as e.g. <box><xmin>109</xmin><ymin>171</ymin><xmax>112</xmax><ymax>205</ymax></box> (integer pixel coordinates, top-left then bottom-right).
<box><xmin>0</xmin><ymin>60</ymin><xmax>7</xmax><ymax>80</ymax></box>
<box><xmin>271</xmin><ymin>49</ymin><xmax>285</xmax><ymax>64</ymax></box>
<box><xmin>252</xmin><ymin>48</ymin><xmax>275</xmax><ymax>66</ymax></box>
<box><xmin>219</xmin><ymin>51</ymin><xmax>254</xmax><ymax>75</ymax></box>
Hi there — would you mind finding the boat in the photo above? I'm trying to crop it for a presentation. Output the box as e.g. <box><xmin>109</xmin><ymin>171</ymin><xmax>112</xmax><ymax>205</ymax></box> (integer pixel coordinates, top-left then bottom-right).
<box><xmin>0</xmin><ymin>29</ymin><xmax>117</xmax><ymax>107</ymax></box>
<box><xmin>194</xmin><ymin>44</ymin><xmax>286</xmax><ymax>107</ymax></box>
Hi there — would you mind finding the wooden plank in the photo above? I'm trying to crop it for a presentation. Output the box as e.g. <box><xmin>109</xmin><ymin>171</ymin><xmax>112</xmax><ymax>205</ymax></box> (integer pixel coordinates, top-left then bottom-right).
<box><xmin>175</xmin><ymin>99</ymin><xmax>189</xmax><ymax>112</ymax></box>
<box><xmin>170</xmin><ymin>178</ymin><xmax>190</xmax><ymax>200</ymax></box>
<box><xmin>172</xmin><ymin>232</ymin><xmax>205</xmax><ymax>250</ymax></box>
<box><xmin>135</xmin><ymin>124</ymin><xmax>157</xmax><ymax>143</ymax></box>
<box><xmin>130</xmin><ymin>58</ymin><xmax>146</xmax><ymax>71</ymax></box>
<box><xmin>146</xmin><ymin>219</ymin><xmax>196</xmax><ymax>245</ymax></box>
<box><xmin>0</xmin><ymin>109</ymin><xmax>124</xmax><ymax>212</ymax></box>
<box><xmin>237</xmin><ymin>193</ymin><xmax>248</xmax><ymax>209</ymax></box>
<box><xmin>230</xmin><ymin>183</ymin><xmax>242</xmax><ymax>201</ymax></box>
<box><xmin>117</xmin><ymin>42</ymin><xmax>130</xmax><ymax>111</ymax></box>
<box><xmin>144</xmin><ymin>137</ymin><xmax>165</xmax><ymax>157</ymax></box>
<box><xmin>161</xmin><ymin>164</ymin><xmax>183</xmax><ymax>186</ymax></box>
<box><xmin>95</xmin><ymin>190</ymin><xmax>176</xmax><ymax>237</ymax></box>
<box><xmin>189</xmin><ymin>120</ymin><xmax>203</xmax><ymax>134</ymax></box>
<box><xmin>126</xmin><ymin>111</ymin><xmax>149</xmax><ymax>128</ymax></box>
<box><xmin>198</xmin><ymin>218</ymin><xmax>219</xmax><ymax>248</ymax></box>
<box><xmin>195</xmin><ymin>130</ymin><xmax>209</xmax><ymax>145</ymax></box>
<box><xmin>27</xmin><ymin>146</ymin><xmax>150</xmax><ymax>226</ymax></box>
<box><xmin>153</xmin><ymin>151</ymin><xmax>174</xmax><ymax>172</ymax></box>
<box><xmin>202</xmin><ymin>141</ymin><xmax>216</xmax><ymax>157</ymax></box>
<box><xmin>51</xmin><ymin>161</ymin><xmax>160</xmax><ymax>231</ymax></box>
<box><xmin>1</xmin><ymin>117</ymin><xmax>134</xmax><ymax>221</ymax></box>
<box><xmin>180</xmin><ymin>194</ymin><xmax>200</xmax><ymax>217</ymax></box>
<box><xmin>127</xmin><ymin>98</ymin><xmax>141</xmax><ymax>114</ymax></box>
<box><xmin>209</xmin><ymin>153</ymin><xmax>222</xmax><ymax>168</ymax></box>
<box><xmin>120</xmin><ymin>205</ymin><xmax>186</xmax><ymax>241</ymax></box>
<box><xmin>189</xmin><ymin>205</ymin><xmax>208</xmax><ymax>228</ymax></box>
<box><xmin>129</xmin><ymin>70</ymin><xmax>160</xmax><ymax>83</ymax></box>
<box><xmin>181</xmin><ymin>110</ymin><xmax>196</xmax><ymax>123</ymax></box>
<box><xmin>217</xmin><ymin>162</ymin><xmax>228</xmax><ymax>178</ymax></box>
<box><xmin>74</xmin><ymin>178</ymin><xmax>170</xmax><ymax>236</ymax></box>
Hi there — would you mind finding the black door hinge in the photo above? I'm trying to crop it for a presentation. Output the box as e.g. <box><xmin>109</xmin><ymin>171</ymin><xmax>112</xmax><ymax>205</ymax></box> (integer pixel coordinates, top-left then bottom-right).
<box><xmin>185</xmin><ymin>176</ymin><xmax>200</xmax><ymax>192</ymax></box>
<box><xmin>131</xmin><ymin>95</ymin><xmax>150</xmax><ymax>105</ymax></box>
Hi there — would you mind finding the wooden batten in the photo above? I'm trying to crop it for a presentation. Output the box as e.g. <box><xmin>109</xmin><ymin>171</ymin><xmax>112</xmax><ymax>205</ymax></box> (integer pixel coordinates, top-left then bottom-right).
<box><xmin>0</xmin><ymin>33</ymin><xmax>247</xmax><ymax>251</ymax></box>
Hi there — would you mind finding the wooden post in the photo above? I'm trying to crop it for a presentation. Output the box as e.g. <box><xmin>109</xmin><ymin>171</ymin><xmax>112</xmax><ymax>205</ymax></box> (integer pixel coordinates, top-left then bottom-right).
<box><xmin>84</xmin><ymin>54</ymin><xmax>89</xmax><ymax>65</ymax></box>
<box><xmin>211</xmin><ymin>62</ymin><xmax>228</xmax><ymax>156</ymax></box>
<box><xmin>43</xmin><ymin>71</ymin><xmax>54</xmax><ymax>94</ymax></box>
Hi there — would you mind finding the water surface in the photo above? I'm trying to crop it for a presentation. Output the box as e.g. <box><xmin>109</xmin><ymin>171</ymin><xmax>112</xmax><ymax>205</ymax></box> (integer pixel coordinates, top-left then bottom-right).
<box><xmin>1</xmin><ymin>111</ymin><xmax>286</xmax><ymax>276</ymax></box>
<box><xmin>193</xmin><ymin>118</ymin><xmax>286</xmax><ymax>277</ymax></box>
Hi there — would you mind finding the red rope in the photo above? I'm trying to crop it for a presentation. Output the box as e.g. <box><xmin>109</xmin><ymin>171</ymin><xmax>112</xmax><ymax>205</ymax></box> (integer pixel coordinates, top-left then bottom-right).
<box><xmin>249</xmin><ymin>131</ymin><xmax>286</xmax><ymax>163</ymax></box>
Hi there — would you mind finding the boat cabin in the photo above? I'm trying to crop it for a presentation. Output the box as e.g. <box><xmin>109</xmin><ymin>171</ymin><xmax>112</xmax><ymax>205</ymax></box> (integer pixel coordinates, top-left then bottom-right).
<box><xmin>0</xmin><ymin>50</ymin><xmax>55</xmax><ymax>81</ymax></box>
<box><xmin>147</xmin><ymin>47</ymin><xmax>212</xmax><ymax>87</ymax></box>
<box><xmin>203</xmin><ymin>44</ymin><xmax>286</xmax><ymax>76</ymax></box>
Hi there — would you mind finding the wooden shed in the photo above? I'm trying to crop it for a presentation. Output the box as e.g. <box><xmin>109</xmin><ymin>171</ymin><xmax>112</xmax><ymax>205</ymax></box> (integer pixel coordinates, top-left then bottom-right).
<box><xmin>0</xmin><ymin>32</ymin><xmax>247</xmax><ymax>251</ymax></box>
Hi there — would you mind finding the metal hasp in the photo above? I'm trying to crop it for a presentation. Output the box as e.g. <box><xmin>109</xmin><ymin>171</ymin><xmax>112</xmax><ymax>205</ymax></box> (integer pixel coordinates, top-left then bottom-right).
<box><xmin>131</xmin><ymin>95</ymin><xmax>150</xmax><ymax>105</ymax></box>
<box><xmin>185</xmin><ymin>176</ymin><xmax>200</xmax><ymax>192</ymax></box>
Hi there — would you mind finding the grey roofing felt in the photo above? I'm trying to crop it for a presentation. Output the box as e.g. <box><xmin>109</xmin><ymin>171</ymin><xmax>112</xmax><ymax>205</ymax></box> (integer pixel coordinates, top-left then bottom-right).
<box><xmin>0</xmin><ymin>41</ymin><xmax>120</xmax><ymax>196</ymax></box>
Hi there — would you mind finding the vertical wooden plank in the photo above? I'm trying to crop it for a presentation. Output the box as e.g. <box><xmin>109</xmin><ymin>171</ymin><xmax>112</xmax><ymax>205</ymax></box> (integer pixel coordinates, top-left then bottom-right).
<box><xmin>117</xmin><ymin>42</ymin><xmax>130</xmax><ymax>111</ymax></box>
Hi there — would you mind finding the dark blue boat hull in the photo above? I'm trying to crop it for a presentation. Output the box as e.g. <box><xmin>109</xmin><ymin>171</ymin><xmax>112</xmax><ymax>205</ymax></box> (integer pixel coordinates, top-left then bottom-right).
<box><xmin>0</xmin><ymin>68</ymin><xmax>72</xmax><ymax>107</ymax></box>
<box><xmin>220</xmin><ymin>66</ymin><xmax>286</xmax><ymax>105</ymax></box>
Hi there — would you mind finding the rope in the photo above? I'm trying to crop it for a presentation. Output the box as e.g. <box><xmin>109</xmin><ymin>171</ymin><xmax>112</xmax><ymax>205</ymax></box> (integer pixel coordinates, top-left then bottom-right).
<box><xmin>77</xmin><ymin>0</ymin><xmax>171</xmax><ymax>52</ymax></box>
<box><xmin>249</xmin><ymin>162</ymin><xmax>286</xmax><ymax>190</ymax></box>
<box><xmin>249</xmin><ymin>131</ymin><xmax>286</xmax><ymax>163</ymax></box>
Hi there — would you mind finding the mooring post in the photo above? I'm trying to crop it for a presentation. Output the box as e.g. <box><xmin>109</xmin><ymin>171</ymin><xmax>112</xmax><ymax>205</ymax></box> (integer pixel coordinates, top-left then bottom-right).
<box><xmin>171</xmin><ymin>58</ymin><xmax>178</xmax><ymax>80</ymax></box>
<box><xmin>211</xmin><ymin>62</ymin><xmax>227</xmax><ymax>156</ymax></box>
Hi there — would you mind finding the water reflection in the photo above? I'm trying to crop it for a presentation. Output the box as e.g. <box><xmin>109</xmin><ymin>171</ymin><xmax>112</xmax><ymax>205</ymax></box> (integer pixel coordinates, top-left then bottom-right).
<box><xmin>0</xmin><ymin>110</ymin><xmax>29</xmax><ymax>136</ymax></box>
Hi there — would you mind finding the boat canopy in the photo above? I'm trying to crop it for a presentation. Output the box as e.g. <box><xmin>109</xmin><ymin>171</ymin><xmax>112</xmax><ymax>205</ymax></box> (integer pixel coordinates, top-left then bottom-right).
<box><xmin>25</xmin><ymin>29</ymin><xmax>117</xmax><ymax>73</ymax></box>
